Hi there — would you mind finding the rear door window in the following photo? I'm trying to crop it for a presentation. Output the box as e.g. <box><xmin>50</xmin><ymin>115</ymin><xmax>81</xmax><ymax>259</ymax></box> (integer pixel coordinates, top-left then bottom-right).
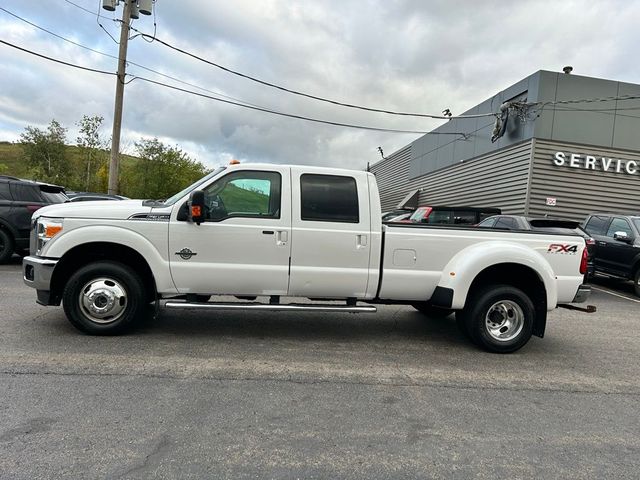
<box><xmin>9</xmin><ymin>183</ymin><xmax>43</xmax><ymax>203</ymax></box>
<box><xmin>300</xmin><ymin>174</ymin><xmax>359</xmax><ymax>223</ymax></box>
<box><xmin>585</xmin><ymin>215</ymin><xmax>610</xmax><ymax>236</ymax></box>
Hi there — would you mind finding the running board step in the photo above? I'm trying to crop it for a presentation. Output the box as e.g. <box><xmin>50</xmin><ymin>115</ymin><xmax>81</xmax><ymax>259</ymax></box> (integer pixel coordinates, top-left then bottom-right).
<box><xmin>164</xmin><ymin>301</ymin><xmax>377</xmax><ymax>313</ymax></box>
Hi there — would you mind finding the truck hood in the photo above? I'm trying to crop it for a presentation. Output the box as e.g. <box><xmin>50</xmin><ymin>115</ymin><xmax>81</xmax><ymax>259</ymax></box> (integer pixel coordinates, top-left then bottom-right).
<box><xmin>35</xmin><ymin>200</ymin><xmax>155</xmax><ymax>220</ymax></box>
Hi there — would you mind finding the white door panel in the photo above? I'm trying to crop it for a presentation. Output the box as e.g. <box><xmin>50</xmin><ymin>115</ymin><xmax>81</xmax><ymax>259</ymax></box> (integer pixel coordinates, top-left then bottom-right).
<box><xmin>169</xmin><ymin>166</ymin><xmax>291</xmax><ymax>295</ymax></box>
<box><xmin>288</xmin><ymin>167</ymin><xmax>372</xmax><ymax>298</ymax></box>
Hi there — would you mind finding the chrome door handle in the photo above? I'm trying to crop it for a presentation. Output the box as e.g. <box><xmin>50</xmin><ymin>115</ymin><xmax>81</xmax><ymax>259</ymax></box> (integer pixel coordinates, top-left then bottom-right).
<box><xmin>276</xmin><ymin>230</ymin><xmax>288</xmax><ymax>246</ymax></box>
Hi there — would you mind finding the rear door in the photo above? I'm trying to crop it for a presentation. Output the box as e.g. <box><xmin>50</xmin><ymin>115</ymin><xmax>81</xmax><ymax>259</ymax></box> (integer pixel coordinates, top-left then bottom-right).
<box><xmin>289</xmin><ymin>168</ymin><xmax>371</xmax><ymax>298</ymax></box>
<box><xmin>584</xmin><ymin>215</ymin><xmax>612</xmax><ymax>273</ymax></box>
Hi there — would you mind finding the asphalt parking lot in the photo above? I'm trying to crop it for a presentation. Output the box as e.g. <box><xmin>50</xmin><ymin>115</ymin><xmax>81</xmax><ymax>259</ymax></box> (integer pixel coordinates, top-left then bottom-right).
<box><xmin>1</xmin><ymin>257</ymin><xmax>639</xmax><ymax>479</ymax></box>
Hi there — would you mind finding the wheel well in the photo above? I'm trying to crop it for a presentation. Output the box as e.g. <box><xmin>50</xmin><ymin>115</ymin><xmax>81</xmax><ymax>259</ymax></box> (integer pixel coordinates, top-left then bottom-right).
<box><xmin>49</xmin><ymin>242</ymin><xmax>156</xmax><ymax>305</ymax></box>
<box><xmin>468</xmin><ymin>263</ymin><xmax>548</xmax><ymax>338</ymax></box>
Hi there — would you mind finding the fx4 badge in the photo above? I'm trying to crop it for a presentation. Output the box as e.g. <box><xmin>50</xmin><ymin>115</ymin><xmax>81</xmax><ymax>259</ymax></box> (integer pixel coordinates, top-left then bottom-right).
<box><xmin>175</xmin><ymin>248</ymin><xmax>197</xmax><ymax>260</ymax></box>
<box><xmin>547</xmin><ymin>244</ymin><xmax>578</xmax><ymax>254</ymax></box>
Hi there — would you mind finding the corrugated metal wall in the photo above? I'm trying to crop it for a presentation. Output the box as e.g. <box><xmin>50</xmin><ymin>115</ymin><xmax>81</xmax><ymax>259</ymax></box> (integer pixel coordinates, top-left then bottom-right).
<box><xmin>529</xmin><ymin>139</ymin><xmax>640</xmax><ymax>221</ymax></box>
<box><xmin>371</xmin><ymin>141</ymin><xmax>533</xmax><ymax>214</ymax></box>
<box><xmin>370</xmin><ymin>145</ymin><xmax>412</xmax><ymax>212</ymax></box>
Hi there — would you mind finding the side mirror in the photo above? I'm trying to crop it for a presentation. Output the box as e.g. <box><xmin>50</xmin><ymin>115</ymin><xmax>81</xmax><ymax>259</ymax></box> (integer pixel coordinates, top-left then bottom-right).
<box><xmin>188</xmin><ymin>190</ymin><xmax>205</xmax><ymax>225</ymax></box>
<box><xmin>613</xmin><ymin>231</ymin><xmax>632</xmax><ymax>243</ymax></box>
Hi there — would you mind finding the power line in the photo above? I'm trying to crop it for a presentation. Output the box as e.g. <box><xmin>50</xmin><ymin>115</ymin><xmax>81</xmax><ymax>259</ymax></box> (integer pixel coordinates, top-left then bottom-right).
<box><xmin>0</xmin><ymin>38</ymin><xmax>116</xmax><ymax>76</ymax></box>
<box><xmin>60</xmin><ymin>0</ymin><xmax>497</xmax><ymax>121</ymax></box>
<box><xmin>0</xmin><ymin>6</ymin><xmax>266</xmax><ymax>109</ymax></box>
<box><xmin>0</xmin><ymin>39</ymin><xmax>433</xmax><ymax>135</ymax></box>
<box><xmin>132</xmin><ymin>76</ymin><xmax>433</xmax><ymax>134</ymax></box>
<box><xmin>129</xmin><ymin>24</ymin><xmax>498</xmax><ymax>121</ymax></box>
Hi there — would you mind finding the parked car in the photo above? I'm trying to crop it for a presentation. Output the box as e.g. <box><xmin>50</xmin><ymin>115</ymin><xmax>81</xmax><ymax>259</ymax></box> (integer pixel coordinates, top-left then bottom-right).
<box><xmin>404</xmin><ymin>206</ymin><xmax>501</xmax><ymax>225</ymax></box>
<box><xmin>477</xmin><ymin>215</ymin><xmax>595</xmax><ymax>278</ymax></box>
<box><xmin>0</xmin><ymin>175</ymin><xmax>67</xmax><ymax>263</ymax></box>
<box><xmin>66</xmin><ymin>191</ymin><xmax>128</xmax><ymax>202</ymax></box>
<box><xmin>582</xmin><ymin>213</ymin><xmax>640</xmax><ymax>296</ymax></box>
<box><xmin>23</xmin><ymin>163</ymin><xmax>591</xmax><ymax>353</ymax></box>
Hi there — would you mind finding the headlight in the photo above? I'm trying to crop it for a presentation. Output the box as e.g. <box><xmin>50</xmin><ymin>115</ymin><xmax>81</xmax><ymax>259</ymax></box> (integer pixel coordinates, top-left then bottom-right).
<box><xmin>36</xmin><ymin>217</ymin><xmax>64</xmax><ymax>255</ymax></box>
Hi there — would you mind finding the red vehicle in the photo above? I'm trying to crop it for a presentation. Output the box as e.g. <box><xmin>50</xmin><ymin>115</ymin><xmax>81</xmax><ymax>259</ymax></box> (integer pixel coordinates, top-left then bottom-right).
<box><xmin>400</xmin><ymin>206</ymin><xmax>501</xmax><ymax>225</ymax></box>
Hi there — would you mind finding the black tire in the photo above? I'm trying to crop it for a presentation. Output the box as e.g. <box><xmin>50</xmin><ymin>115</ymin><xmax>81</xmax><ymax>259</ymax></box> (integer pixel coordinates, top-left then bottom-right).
<box><xmin>459</xmin><ymin>285</ymin><xmax>534</xmax><ymax>353</ymax></box>
<box><xmin>62</xmin><ymin>261</ymin><xmax>146</xmax><ymax>335</ymax></box>
<box><xmin>634</xmin><ymin>269</ymin><xmax>640</xmax><ymax>298</ymax></box>
<box><xmin>0</xmin><ymin>228</ymin><xmax>14</xmax><ymax>264</ymax></box>
<box><xmin>412</xmin><ymin>302</ymin><xmax>452</xmax><ymax>318</ymax></box>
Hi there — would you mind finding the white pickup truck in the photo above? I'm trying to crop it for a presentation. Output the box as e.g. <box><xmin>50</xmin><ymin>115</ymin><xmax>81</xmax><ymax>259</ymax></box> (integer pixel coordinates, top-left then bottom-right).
<box><xmin>23</xmin><ymin>163</ymin><xmax>591</xmax><ymax>353</ymax></box>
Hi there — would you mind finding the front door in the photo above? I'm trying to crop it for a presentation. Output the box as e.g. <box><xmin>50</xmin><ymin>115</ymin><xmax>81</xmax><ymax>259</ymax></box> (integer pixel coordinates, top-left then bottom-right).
<box><xmin>168</xmin><ymin>166</ymin><xmax>291</xmax><ymax>295</ymax></box>
<box><xmin>599</xmin><ymin>217</ymin><xmax>637</xmax><ymax>276</ymax></box>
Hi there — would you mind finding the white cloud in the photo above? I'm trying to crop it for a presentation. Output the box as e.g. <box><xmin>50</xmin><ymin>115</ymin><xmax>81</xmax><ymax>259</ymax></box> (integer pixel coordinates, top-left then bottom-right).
<box><xmin>1</xmin><ymin>0</ymin><xmax>639</xmax><ymax>171</ymax></box>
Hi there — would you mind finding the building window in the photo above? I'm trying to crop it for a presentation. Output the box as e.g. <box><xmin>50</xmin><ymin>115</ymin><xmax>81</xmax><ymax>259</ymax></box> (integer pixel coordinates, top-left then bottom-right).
<box><xmin>300</xmin><ymin>174</ymin><xmax>359</xmax><ymax>223</ymax></box>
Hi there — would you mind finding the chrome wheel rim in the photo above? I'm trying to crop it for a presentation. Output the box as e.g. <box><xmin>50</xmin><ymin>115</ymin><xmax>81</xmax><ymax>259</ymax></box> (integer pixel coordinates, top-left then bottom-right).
<box><xmin>485</xmin><ymin>300</ymin><xmax>524</xmax><ymax>342</ymax></box>
<box><xmin>78</xmin><ymin>277</ymin><xmax>128</xmax><ymax>324</ymax></box>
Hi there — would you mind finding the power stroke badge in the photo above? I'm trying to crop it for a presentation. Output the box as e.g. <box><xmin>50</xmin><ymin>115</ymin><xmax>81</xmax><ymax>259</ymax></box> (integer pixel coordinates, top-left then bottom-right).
<box><xmin>175</xmin><ymin>248</ymin><xmax>197</xmax><ymax>260</ymax></box>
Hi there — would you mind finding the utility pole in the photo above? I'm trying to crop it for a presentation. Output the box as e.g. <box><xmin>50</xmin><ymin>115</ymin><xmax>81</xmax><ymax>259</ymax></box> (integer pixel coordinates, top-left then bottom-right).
<box><xmin>104</xmin><ymin>0</ymin><xmax>154</xmax><ymax>194</ymax></box>
<box><xmin>107</xmin><ymin>1</ymin><xmax>131</xmax><ymax>195</ymax></box>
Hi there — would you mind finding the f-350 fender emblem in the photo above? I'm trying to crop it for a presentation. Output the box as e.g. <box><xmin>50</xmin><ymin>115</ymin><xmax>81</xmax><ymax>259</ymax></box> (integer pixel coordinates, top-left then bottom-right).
<box><xmin>175</xmin><ymin>248</ymin><xmax>197</xmax><ymax>260</ymax></box>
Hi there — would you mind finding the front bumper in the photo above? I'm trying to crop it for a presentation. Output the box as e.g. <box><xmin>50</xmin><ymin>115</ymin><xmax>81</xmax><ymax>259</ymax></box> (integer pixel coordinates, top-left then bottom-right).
<box><xmin>572</xmin><ymin>284</ymin><xmax>591</xmax><ymax>303</ymax></box>
<box><xmin>23</xmin><ymin>255</ymin><xmax>58</xmax><ymax>292</ymax></box>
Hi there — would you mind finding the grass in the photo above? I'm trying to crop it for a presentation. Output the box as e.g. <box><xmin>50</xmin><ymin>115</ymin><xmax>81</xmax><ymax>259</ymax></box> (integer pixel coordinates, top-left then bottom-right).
<box><xmin>0</xmin><ymin>141</ymin><xmax>138</xmax><ymax>184</ymax></box>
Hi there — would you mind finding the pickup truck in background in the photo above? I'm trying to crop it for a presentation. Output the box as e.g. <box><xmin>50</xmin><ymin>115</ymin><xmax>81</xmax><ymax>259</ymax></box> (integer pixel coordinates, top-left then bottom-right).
<box><xmin>23</xmin><ymin>163</ymin><xmax>591</xmax><ymax>353</ymax></box>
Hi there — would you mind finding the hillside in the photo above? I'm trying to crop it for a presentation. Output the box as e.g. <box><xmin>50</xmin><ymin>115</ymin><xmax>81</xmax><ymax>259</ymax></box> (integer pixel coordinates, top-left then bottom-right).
<box><xmin>0</xmin><ymin>141</ymin><xmax>138</xmax><ymax>181</ymax></box>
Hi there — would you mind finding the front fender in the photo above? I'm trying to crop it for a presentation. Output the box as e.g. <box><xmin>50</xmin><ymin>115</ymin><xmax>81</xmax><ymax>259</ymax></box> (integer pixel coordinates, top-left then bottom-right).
<box><xmin>43</xmin><ymin>225</ymin><xmax>175</xmax><ymax>293</ymax></box>
<box><xmin>436</xmin><ymin>241</ymin><xmax>557</xmax><ymax>310</ymax></box>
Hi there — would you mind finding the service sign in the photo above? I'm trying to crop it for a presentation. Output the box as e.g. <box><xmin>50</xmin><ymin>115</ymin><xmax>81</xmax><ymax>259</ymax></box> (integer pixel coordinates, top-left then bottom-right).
<box><xmin>552</xmin><ymin>151</ymin><xmax>639</xmax><ymax>175</ymax></box>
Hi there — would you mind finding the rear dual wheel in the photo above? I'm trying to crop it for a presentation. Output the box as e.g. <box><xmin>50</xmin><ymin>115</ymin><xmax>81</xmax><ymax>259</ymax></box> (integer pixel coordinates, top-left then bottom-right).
<box><xmin>456</xmin><ymin>285</ymin><xmax>534</xmax><ymax>353</ymax></box>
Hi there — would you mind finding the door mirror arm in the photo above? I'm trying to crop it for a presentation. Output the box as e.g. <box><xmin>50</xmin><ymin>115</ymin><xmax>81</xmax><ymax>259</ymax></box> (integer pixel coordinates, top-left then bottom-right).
<box><xmin>613</xmin><ymin>231</ymin><xmax>633</xmax><ymax>244</ymax></box>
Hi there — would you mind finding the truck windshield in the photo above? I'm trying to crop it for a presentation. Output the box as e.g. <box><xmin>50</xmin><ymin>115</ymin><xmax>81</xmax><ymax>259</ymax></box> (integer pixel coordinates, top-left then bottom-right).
<box><xmin>163</xmin><ymin>167</ymin><xmax>226</xmax><ymax>205</ymax></box>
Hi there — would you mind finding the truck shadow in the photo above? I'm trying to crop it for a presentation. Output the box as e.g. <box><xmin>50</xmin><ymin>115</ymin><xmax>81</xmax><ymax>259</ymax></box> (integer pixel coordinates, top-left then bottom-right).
<box><xmin>138</xmin><ymin>308</ymin><xmax>467</xmax><ymax>347</ymax></box>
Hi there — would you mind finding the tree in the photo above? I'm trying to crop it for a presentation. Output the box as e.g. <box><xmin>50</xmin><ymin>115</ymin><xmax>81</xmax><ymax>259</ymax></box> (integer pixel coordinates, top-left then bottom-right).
<box><xmin>120</xmin><ymin>138</ymin><xmax>209</xmax><ymax>199</ymax></box>
<box><xmin>20</xmin><ymin>120</ymin><xmax>70</xmax><ymax>185</ymax></box>
<box><xmin>76</xmin><ymin>115</ymin><xmax>106</xmax><ymax>191</ymax></box>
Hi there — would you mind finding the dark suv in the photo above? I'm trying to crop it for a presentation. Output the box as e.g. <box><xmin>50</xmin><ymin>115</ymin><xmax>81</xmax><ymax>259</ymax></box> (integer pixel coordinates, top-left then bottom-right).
<box><xmin>582</xmin><ymin>213</ymin><xmax>640</xmax><ymax>296</ymax></box>
<box><xmin>0</xmin><ymin>175</ymin><xmax>67</xmax><ymax>263</ymax></box>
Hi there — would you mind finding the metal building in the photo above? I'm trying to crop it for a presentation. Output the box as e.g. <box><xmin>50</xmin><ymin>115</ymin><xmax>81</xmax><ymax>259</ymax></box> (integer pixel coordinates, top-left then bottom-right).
<box><xmin>370</xmin><ymin>70</ymin><xmax>640</xmax><ymax>222</ymax></box>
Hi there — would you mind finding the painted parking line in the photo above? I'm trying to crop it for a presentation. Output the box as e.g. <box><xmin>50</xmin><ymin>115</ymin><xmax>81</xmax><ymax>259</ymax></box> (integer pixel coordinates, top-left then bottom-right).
<box><xmin>592</xmin><ymin>286</ymin><xmax>640</xmax><ymax>304</ymax></box>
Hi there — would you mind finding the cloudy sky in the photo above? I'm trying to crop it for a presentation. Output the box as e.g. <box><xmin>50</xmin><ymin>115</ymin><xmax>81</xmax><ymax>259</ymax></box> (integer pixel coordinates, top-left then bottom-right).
<box><xmin>1</xmin><ymin>0</ymin><xmax>639</xmax><ymax>170</ymax></box>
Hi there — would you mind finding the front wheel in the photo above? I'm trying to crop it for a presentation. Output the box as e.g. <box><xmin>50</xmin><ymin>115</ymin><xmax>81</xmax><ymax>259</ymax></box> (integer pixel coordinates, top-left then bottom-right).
<box><xmin>63</xmin><ymin>262</ymin><xmax>146</xmax><ymax>335</ymax></box>
<box><xmin>459</xmin><ymin>285</ymin><xmax>534</xmax><ymax>353</ymax></box>
<box><xmin>634</xmin><ymin>269</ymin><xmax>640</xmax><ymax>298</ymax></box>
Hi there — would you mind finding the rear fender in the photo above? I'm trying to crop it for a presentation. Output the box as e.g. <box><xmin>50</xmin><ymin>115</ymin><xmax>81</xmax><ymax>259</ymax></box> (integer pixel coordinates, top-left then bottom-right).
<box><xmin>436</xmin><ymin>241</ymin><xmax>557</xmax><ymax>310</ymax></box>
